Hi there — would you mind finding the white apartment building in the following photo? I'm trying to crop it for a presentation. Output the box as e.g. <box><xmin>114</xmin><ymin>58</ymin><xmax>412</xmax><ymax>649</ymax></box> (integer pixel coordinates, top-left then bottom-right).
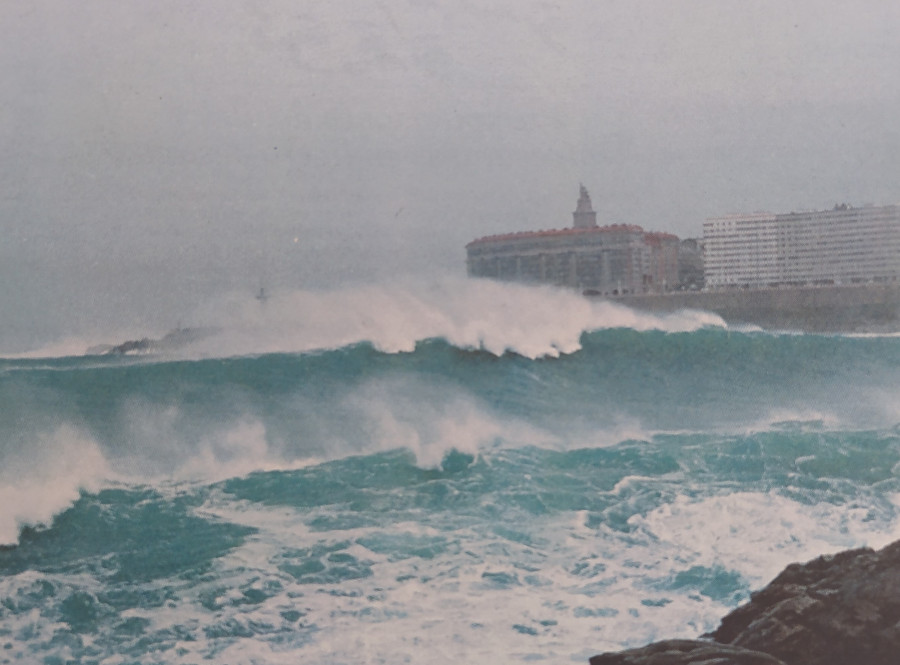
<box><xmin>703</xmin><ymin>204</ymin><xmax>900</xmax><ymax>289</ymax></box>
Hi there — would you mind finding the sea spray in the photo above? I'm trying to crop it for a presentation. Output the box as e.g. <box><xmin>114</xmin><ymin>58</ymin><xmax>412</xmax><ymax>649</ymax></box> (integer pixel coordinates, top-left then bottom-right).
<box><xmin>0</xmin><ymin>426</ymin><xmax>110</xmax><ymax>546</ymax></box>
<box><xmin>2</xmin><ymin>282</ymin><xmax>900</xmax><ymax>663</ymax></box>
<box><xmin>183</xmin><ymin>277</ymin><xmax>726</xmax><ymax>359</ymax></box>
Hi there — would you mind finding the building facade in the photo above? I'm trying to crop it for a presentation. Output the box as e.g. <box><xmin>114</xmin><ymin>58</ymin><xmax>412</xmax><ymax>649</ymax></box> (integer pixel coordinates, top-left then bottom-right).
<box><xmin>677</xmin><ymin>238</ymin><xmax>705</xmax><ymax>290</ymax></box>
<box><xmin>703</xmin><ymin>204</ymin><xmax>900</xmax><ymax>289</ymax></box>
<box><xmin>466</xmin><ymin>186</ymin><xmax>680</xmax><ymax>294</ymax></box>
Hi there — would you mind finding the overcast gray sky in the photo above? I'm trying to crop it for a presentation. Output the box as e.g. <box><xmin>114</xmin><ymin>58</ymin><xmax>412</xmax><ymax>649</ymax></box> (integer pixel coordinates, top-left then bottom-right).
<box><xmin>3</xmin><ymin>1</ymin><xmax>900</xmax><ymax>350</ymax></box>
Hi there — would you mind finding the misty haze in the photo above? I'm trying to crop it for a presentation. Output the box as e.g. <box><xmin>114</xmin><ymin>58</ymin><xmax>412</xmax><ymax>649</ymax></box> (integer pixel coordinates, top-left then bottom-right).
<box><xmin>4</xmin><ymin>2</ymin><xmax>900</xmax><ymax>351</ymax></box>
<box><xmin>4</xmin><ymin>4</ymin><xmax>900</xmax><ymax>665</ymax></box>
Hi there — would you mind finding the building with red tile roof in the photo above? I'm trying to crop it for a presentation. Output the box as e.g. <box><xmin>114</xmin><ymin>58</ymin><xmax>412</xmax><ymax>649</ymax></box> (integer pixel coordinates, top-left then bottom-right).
<box><xmin>466</xmin><ymin>186</ymin><xmax>680</xmax><ymax>294</ymax></box>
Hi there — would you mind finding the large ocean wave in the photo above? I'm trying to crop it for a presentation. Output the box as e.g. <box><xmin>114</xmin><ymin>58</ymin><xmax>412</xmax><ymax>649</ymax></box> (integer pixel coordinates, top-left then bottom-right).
<box><xmin>8</xmin><ymin>278</ymin><xmax>725</xmax><ymax>361</ymax></box>
<box><xmin>3</xmin><ymin>280</ymin><xmax>900</xmax><ymax>662</ymax></box>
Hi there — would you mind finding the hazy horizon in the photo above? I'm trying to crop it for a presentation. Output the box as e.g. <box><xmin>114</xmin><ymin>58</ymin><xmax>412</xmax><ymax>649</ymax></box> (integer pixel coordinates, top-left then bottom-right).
<box><xmin>4</xmin><ymin>1</ymin><xmax>900</xmax><ymax>351</ymax></box>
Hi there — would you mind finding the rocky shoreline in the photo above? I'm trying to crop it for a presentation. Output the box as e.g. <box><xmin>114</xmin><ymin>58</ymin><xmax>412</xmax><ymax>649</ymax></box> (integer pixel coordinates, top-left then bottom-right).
<box><xmin>590</xmin><ymin>540</ymin><xmax>900</xmax><ymax>665</ymax></box>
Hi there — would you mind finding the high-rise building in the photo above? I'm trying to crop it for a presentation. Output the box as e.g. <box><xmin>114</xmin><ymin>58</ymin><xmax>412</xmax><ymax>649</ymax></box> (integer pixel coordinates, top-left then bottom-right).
<box><xmin>703</xmin><ymin>204</ymin><xmax>900</xmax><ymax>289</ymax></box>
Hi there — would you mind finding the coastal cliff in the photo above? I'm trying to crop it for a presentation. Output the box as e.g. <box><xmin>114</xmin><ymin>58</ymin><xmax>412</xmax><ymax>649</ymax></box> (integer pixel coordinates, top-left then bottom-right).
<box><xmin>589</xmin><ymin>540</ymin><xmax>900</xmax><ymax>665</ymax></box>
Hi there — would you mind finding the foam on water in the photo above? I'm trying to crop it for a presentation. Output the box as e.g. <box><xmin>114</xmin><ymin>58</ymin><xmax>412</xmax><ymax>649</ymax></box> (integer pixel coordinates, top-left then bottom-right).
<box><xmin>167</xmin><ymin>278</ymin><xmax>725</xmax><ymax>360</ymax></box>
<box><xmin>335</xmin><ymin>375</ymin><xmax>559</xmax><ymax>469</ymax></box>
<box><xmin>4</xmin><ymin>426</ymin><xmax>900</xmax><ymax>663</ymax></box>
<box><xmin>634</xmin><ymin>490</ymin><xmax>900</xmax><ymax>587</ymax></box>
<box><xmin>0</xmin><ymin>426</ymin><xmax>111</xmax><ymax>546</ymax></box>
<box><xmin>4</xmin><ymin>288</ymin><xmax>900</xmax><ymax>663</ymax></box>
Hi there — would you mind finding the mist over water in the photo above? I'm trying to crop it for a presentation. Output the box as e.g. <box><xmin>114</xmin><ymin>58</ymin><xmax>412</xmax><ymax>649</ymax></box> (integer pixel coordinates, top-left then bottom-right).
<box><xmin>2</xmin><ymin>280</ymin><xmax>900</xmax><ymax>663</ymax></box>
<box><xmin>5</xmin><ymin>1</ymin><xmax>900</xmax><ymax>659</ymax></box>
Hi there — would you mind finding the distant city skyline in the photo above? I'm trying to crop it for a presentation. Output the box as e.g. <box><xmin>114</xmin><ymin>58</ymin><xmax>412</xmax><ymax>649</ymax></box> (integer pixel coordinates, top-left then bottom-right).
<box><xmin>3</xmin><ymin>1</ymin><xmax>900</xmax><ymax>351</ymax></box>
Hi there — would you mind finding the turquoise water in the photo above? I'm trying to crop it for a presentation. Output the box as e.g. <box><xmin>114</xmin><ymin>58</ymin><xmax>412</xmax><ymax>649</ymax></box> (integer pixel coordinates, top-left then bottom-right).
<box><xmin>2</xmin><ymin>282</ymin><xmax>900</xmax><ymax>663</ymax></box>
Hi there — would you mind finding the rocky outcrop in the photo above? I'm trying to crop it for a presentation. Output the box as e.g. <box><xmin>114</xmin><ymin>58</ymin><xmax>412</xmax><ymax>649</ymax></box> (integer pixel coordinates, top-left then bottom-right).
<box><xmin>86</xmin><ymin>327</ymin><xmax>217</xmax><ymax>356</ymax></box>
<box><xmin>590</xmin><ymin>540</ymin><xmax>900</xmax><ymax>665</ymax></box>
<box><xmin>589</xmin><ymin>640</ymin><xmax>786</xmax><ymax>665</ymax></box>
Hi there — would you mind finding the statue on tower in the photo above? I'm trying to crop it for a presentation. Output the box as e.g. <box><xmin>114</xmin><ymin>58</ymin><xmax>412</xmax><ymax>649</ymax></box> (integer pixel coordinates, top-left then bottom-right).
<box><xmin>573</xmin><ymin>184</ymin><xmax>598</xmax><ymax>229</ymax></box>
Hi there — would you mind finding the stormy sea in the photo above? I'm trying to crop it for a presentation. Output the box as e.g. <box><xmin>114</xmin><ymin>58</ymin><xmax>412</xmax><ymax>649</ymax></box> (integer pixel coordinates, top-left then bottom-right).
<box><xmin>3</xmin><ymin>279</ymin><xmax>900</xmax><ymax>664</ymax></box>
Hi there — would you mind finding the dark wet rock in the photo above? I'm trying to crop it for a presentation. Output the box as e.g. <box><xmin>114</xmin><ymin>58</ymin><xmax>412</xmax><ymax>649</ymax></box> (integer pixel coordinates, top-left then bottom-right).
<box><xmin>590</xmin><ymin>540</ymin><xmax>900</xmax><ymax>665</ymax></box>
<box><xmin>87</xmin><ymin>327</ymin><xmax>218</xmax><ymax>356</ymax></box>
<box><xmin>589</xmin><ymin>639</ymin><xmax>786</xmax><ymax>665</ymax></box>
<box><xmin>711</xmin><ymin>541</ymin><xmax>900</xmax><ymax>665</ymax></box>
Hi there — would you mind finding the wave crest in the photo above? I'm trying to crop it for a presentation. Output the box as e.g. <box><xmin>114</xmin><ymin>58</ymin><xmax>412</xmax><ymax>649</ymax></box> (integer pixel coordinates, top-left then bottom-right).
<box><xmin>188</xmin><ymin>278</ymin><xmax>724</xmax><ymax>360</ymax></box>
<box><xmin>0</xmin><ymin>426</ymin><xmax>111</xmax><ymax>546</ymax></box>
<box><xmin>3</xmin><ymin>279</ymin><xmax>726</xmax><ymax>361</ymax></box>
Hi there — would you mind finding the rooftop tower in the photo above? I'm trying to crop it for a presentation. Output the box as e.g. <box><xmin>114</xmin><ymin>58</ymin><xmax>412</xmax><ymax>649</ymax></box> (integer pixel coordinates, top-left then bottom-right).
<box><xmin>573</xmin><ymin>184</ymin><xmax>598</xmax><ymax>229</ymax></box>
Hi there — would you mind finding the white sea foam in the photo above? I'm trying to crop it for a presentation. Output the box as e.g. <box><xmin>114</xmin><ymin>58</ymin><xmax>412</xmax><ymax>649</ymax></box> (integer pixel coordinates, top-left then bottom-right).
<box><xmin>174</xmin><ymin>419</ymin><xmax>288</xmax><ymax>482</ymax></box>
<box><xmin>747</xmin><ymin>407</ymin><xmax>843</xmax><ymax>433</ymax></box>
<box><xmin>9</xmin><ymin>450</ymin><xmax>897</xmax><ymax>663</ymax></box>
<box><xmin>0</xmin><ymin>426</ymin><xmax>112</xmax><ymax>546</ymax></box>
<box><xmin>180</xmin><ymin>277</ymin><xmax>725</xmax><ymax>361</ymax></box>
<box><xmin>338</xmin><ymin>376</ymin><xmax>557</xmax><ymax>468</ymax></box>
<box><xmin>187</xmin><ymin>488</ymin><xmax>737</xmax><ymax>664</ymax></box>
<box><xmin>1</xmin><ymin>278</ymin><xmax>727</xmax><ymax>361</ymax></box>
<box><xmin>633</xmin><ymin>490</ymin><xmax>900</xmax><ymax>587</ymax></box>
<box><xmin>101</xmin><ymin>400</ymin><xmax>323</xmax><ymax>483</ymax></box>
<box><xmin>102</xmin><ymin>376</ymin><xmax>555</xmax><ymax>477</ymax></box>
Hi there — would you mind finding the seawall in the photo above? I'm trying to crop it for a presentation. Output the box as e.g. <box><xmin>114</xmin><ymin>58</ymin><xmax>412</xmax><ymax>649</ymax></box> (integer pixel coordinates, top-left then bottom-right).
<box><xmin>594</xmin><ymin>284</ymin><xmax>900</xmax><ymax>332</ymax></box>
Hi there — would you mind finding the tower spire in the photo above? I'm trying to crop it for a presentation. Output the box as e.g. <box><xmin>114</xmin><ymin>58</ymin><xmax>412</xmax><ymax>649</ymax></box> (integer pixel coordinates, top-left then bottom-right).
<box><xmin>573</xmin><ymin>184</ymin><xmax>597</xmax><ymax>229</ymax></box>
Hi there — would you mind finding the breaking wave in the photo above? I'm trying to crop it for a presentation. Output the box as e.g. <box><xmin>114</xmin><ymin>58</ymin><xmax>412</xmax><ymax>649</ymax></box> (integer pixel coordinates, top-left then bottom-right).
<box><xmin>3</xmin><ymin>279</ymin><xmax>900</xmax><ymax>663</ymax></box>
